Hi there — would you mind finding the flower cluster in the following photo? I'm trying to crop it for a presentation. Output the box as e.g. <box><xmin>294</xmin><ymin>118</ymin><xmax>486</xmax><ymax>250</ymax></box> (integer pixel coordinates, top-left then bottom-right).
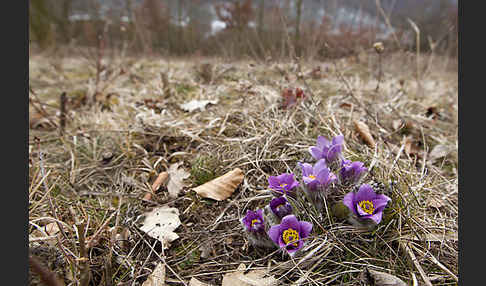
<box><xmin>241</xmin><ymin>134</ymin><xmax>392</xmax><ymax>258</ymax></box>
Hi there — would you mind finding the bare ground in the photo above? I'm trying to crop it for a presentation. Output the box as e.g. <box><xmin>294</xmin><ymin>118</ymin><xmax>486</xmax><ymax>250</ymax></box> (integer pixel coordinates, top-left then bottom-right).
<box><xmin>29</xmin><ymin>50</ymin><xmax>458</xmax><ymax>286</ymax></box>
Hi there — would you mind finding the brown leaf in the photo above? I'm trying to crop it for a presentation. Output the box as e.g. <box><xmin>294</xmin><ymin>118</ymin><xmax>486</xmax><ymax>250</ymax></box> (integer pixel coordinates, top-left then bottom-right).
<box><xmin>428</xmin><ymin>144</ymin><xmax>451</xmax><ymax>162</ymax></box>
<box><xmin>222</xmin><ymin>264</ymin><xmax>278</xmax><ymax>286</ymax></box>
<box><xmin>142</xmin><ymin>263</ymin><xmax>166</xmax><ymax>286</ymax></box>
<box><xmin>339</xmin><ymin>102</ymin><xmax>353</xmax><ymax>109</ymax></box>
<box><xmin>354</xmin><ymin>120</ymin><xmax>376</xmax><ymax>148</ymax></box>
<box><xmin>167</xmin><ymin>162</ymin><xmax>190</xmax><ymax>198</ymax></box>
<box><xmin>189</xmin><ymin>278</ymin><xmax>215</xmax><ymax>286</ymax></box>
<box><xmin>402</xmin><ymin>136</ymin><xmax>422</xmax><ymax>158</ymax></box>
<box><xmin>361</xmin><ymin>268</ymin><xmax>407</xmax><ymax>286</ymax></box>
<box><xmin>143</xmin><ymin>171</ymin><xmax>169</xmax><ymax>201</ymax></box>
<box><xmin>139</xmin><ymin>207</ymin><xmax>181</xmax><ymax>248</ymax></box>
<box><xmin>392</xmin><ymin>119</ymin><xmax>403</xmax><ymax>131</ymax></box>
<box><xmin>193</xmin><ymin>168</ymin><xmax>244</xmax><ymax>201</ymax></box>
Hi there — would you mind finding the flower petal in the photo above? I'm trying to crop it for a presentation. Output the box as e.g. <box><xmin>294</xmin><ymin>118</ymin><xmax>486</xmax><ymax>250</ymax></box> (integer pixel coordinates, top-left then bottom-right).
<box><xmin>299</xmin><ymin>162</ymin><xmax>313</xmax><ymax>176</ymax></box>
<box><xmin>268</xmin><ymin>176</ymin><xmax>280</xmax><ymax>188</ymax></box>
<box><xmin>313</xmin><ymin>159</ymin><xmax>328</xmax><ymax>173</ymax></box>
<box><xmin>316</xmin><ymin>136</ymin><xmax>330</xmax><ymax>149</ymax></box>
<box><xmin>279</xmin><ymin>215</ymin><xmax>300</xmax><ymax>231</ymax></box>
<box><xmin>315</xmin><ymin>167</ymin><xmax>330</xmax><ymax>184</ymax></box>
<box><xmin>372</xmin><ymin>194</ymin><xmax>391</xmax><ymax>212</ymax></box>
<box><xmin>285</xmin><ymin>240</ymin><xmax>303</xmax><ymax>255</ymax></box>
<box><xmin>355</xmin><ymin>184</ymin><xmax>376</xmax><ymax>203</ymax></box>
<box><xmin>367</xmin><ymin>211</ymin><xmax>384</xmax><ymax>224</ymax></box>
<box><xmin>332</xmin><ymin>135</ymin><xmax>344</xmax><ymax>145</ymax></box>
<box><xmin>342</xmin><ymin>192</ymin><xmax>356</xmax><ymax>214</ymax></box>
<box><xmin>309</xmin><ymin>147</ymin><xmax>323</xmax><ymax>160</ymax></box>
<box><xmin>299</xmin><ymin>221</ymin><xmax>313</xmax><ymax>238</ymax></box>
<box><xmin>268</xmin><ymin>225</ymin><xmax>281</xmax><ymax>244</ymax></box>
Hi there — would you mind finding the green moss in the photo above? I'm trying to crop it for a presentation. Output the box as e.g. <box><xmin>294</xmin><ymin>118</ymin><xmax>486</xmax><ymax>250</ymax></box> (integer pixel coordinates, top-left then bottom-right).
<box><xmin>190</xmin><ymin>156</ymin><xmax>217</xmax><ymax>186</ymax></box>
<box><xmin>174</xmin><ymin>83</ymin><xmax>198</xmax><ymax>95</ymax></box>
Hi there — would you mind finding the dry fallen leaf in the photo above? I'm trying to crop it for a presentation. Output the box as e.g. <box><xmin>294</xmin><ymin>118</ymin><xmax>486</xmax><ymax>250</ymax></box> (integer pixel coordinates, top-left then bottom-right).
<box><xmin>428</xmin><ymin>144</ymin><xmax>451</xmax><ymax>162</ymax></box>
<box><xmin>189</xmin><ymin>277</ymin><xmax>215</xmax><ymax>286</ymax></box>
<box><xmin>354</xmin><ymin>120</ymin><xmax>376</xmax><ymax>148</ymax></box>
<box><xmin>402</xmin><ymin>136</ymin><xmax>423</xmax><ymax>158</ymax></box>
<box><xmin>193</xmin><ymin>168</ymin><xmax>244</xmax><ymax>201</ymax></box>
<box><xmin>139</xmin><ymin>206</ymin><xmax>181</xmax><ymax>248</ymax></box>
<box><xmin>361</xmin><ymin>268</ymin><xmax>407</xmax><ymax>286</ymax></box>
<box><xmin>222</xmin><ymin>264</ymin><xmax>278</xmax><ymax>286</ymax></box>
<box><xmin>392</xmin><ymin>119</ymin><xmax>403</xmax><ymax>131</ymax></box>
<box><xmin>143</xmin><ymin>171</ymin><xmax>169</xmax><ymax>201</ymax></box>
<box><xmin>167</xmin><ymin>162</ymin><xmax>190</xmax><ymax>198</ymax></box>
<box><xmin>180</xmin><ymin>99</ymin><xmax>218</xmax><ymax>112</ymax></box>
<box><xmin>142</xmin><ymin>263</ymin><xmax>166</xmax><ymax>286</ymax></box>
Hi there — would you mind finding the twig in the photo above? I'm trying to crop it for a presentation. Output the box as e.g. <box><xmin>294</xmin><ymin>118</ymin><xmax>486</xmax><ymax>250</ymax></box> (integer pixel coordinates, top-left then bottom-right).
<box><xmin>86</xmin><ymin>211</ymin><xmax>116</xmax><ymax>249</ymax></box>
<box><xmin>411</xmin><ymin>243</ymin><xmax>458</xmax><ymax>282</ymax></box>
<box><xmin>29</xmin><ymin>86</ymin><xmax>58</xmax><ymax>128</ymax></box>
<box><xmin>76</xmin><ymin>221</ymin><xmax>91</xmax><ymax>286</ymax></box>
<box><xmin>29</xmin><ymin>255</ymin><xmax>65</xmax><ymax>286</ymax></box>
<box><xmin>399</xmin><ymin>241</ymin><xmax>433</xmax><ymax>286</ymax></box>
<box><xmin>375</xmin><ymin>0</ymin><xmax>402</xmax><ymax>50</ymax></box>
<box><xmin>59</xmin><ymin>92</ymin><xmax>66</xmax><ymax>136</ymax></box>
<box><xmin>407</xmin><ymin>18</ymin><xmax>422</xmax><ymax>98</ymax></box>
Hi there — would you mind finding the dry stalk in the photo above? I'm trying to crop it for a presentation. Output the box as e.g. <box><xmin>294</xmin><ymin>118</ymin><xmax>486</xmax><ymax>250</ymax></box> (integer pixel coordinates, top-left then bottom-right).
<box><xmin>399</xmin><ymin>241</ymin><xmax>432</xmax><ymax>286</ymax></box>
<box><xmin>59</xmin><ymin>92</ymin><xmax>66</xmax><ymax>136</ymax></box>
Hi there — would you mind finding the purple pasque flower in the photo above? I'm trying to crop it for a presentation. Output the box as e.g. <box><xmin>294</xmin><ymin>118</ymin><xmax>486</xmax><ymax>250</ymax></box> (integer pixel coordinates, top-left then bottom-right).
<box><xmin>268</xmin><ymin>173</ymin><xmax>300</xmax><ymax>195</ymax></box>
<box><xmin>309</xmin><ymin>135</ymin><xmax>344</xmax><ymax>164</ymax></box>
<box><xmin>343</xmin><ymin>184</ymin><xmax>391</xmax><ymax>224</ymax></box>
<box><xmin>268</xmin><ymin>215</ymin><xmax>313</xmax><ymax>256</ymax></box>
<box><xmin>269</xmin><ymin>196</ymin><xmax>293</xmax><ymax>219</ymax></box>
<box><xmin>339</xmin><ymin>160</ymin><xmax>368</xmax><ymax>185</ymax></box>
<box><xmin>298</xmin><ymin>159</ymin><xmax>336</xmax><ymax>192</ymax></box>
<box><xmin>241</xmin><ymin>209</ymin><xmax>265</xmax><ymax>233</ymax></box>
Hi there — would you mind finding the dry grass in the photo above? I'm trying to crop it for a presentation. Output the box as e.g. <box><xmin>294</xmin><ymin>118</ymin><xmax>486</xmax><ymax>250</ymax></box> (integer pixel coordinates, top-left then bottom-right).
<box><xmin>29</xmin><ymin>49</ymin><xmax>457</xmax><ymax>285</ymax></box>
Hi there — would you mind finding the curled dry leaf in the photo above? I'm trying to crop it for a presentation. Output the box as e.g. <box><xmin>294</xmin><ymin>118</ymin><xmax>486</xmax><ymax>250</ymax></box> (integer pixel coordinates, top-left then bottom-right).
<box><xmin>193</xmin><ymin>168</ymin><xmax>244</xmax><ymax>201</ymax></box>
<box><xmin>142</xmin><ymin>263</ymin><xmax>166</xmax><ymax>286</ymax></box>
<box><xmin>180</xmin><ymin>99</ymin><xmax>219</xmax><ymax>112</ymax></box>
<box><xmin>222</xmin><ymin>264</ymin><xmax>278</xmax><ymax>286</ymax></box>
<box><xmin>167</xmin><ymin>162</ymin><xmax>190</xmax><ymax>198</ymax></box>
<box><xmin>189</xmin><ymin>277</ymin><xmax>215</xmax><ymax>286</ymax></box>
<box><xmin>139</xmin><ymin>206</ymin><xmax>181</xmax><ymax>249</ymax></box>
<box><xmin>402</xmin><ymin>136</ymin><xmax>423</xmax><ymax>158</ymax></box>
<box><xmin>361</xmin><ymin>268</ymin><xmax>407</xmax><ymax>286</ymax></box>
<box><xmin>354</xmin><ymin>120</ymin><xmax>376</xmax><ymax>148</ymax></box>
<box><xmin>428</xmin><ymin>144</ymin><xmax>451</xmax><ymax>162</ymax></box>
<box><xmin>143</xmin><ymin>171</ymin><xmax>169</xmax><ymax>201</ymax></box>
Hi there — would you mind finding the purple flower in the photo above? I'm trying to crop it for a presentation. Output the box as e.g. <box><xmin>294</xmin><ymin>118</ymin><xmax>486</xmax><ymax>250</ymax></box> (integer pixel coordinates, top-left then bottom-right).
<box><xmin>309</xmin><ymin>135</ymin><xmax>344</xmax><ymax>164</ymax></box>
<box><xmin>343</xmin><ymin>184</ymin><xmax>391</xmax><ymax>224</ymax></box>
<box><xmin>339</xmin><ymin>160</ymin><xmax>368</xmax><ymax>185</ymax></box>
<box><xmin>268</xmin><ymin>215</ymin><xmax>313</xmax><ymax>256</ymax></box>
<box><xmin>241</xmin><ymin>209</ymin><xmax>265</xmax><ymax>233</ymax></box>
<box><xmin>269</xmin><ymin>196</ymin><xmax>293</xmax><ymax>219</ymax></box>
<box><xmin>268</xmin><ymin>173</ymin><xmax>300</xmax><ymax>195</ymax></box>
<box><xmin>298</xmin><ymin>159</ymin><xmax>336</xmax><ymax>192</ymax></box>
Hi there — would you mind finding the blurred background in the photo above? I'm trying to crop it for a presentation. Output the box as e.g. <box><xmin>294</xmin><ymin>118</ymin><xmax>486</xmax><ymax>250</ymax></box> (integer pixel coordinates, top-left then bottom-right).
<box><xmin>29</xmin><ymin>0</ymin><xmax>458</xmax><ymax>60</ymax></box>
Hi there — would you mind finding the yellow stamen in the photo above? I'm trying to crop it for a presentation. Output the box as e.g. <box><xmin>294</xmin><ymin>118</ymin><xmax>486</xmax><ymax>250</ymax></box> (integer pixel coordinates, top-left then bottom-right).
<box><xmin>282</xmin><ymin>228</ymin><xmax>299</xmax><ymax>247</ymax></box>
<box><xmin>251</xmin><ymin>219</ymin><xmax>260</xmax><ymax>227</ymax></box>
<box><xmin>308</xmin><ymin>174</ymin><xmax>316</xmax><ymax>179</ymax></box>
<box><xmin>358</xmin><ymin>200</ymin><xmax>375</xmax><ymax>215</ymax></box>
<box><xmin>279</xmin><ymin>183</ymin><xmax>288</xmax><ymax>188</ymax></box>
